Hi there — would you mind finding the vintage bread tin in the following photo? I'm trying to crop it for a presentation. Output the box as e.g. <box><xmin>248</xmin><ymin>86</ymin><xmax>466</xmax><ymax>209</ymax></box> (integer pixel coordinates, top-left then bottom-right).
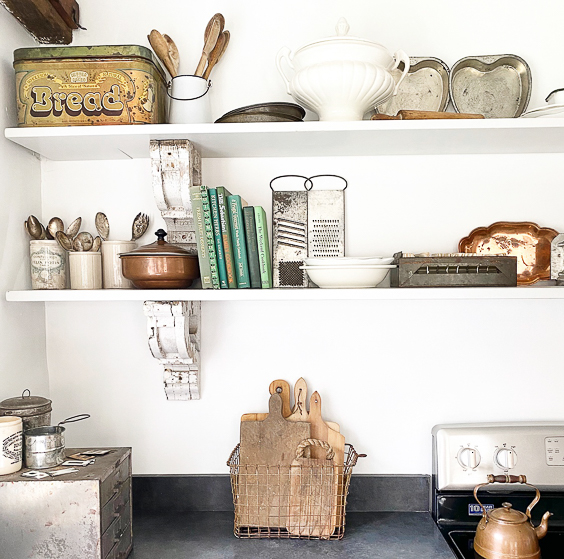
<box><xmin>14</xmin><ymin>45</ymin><xmax>167</xmax><ymax>127</ymax></box>
<box><xmin>0</xmin><ymin>390</ymin><xmax>52</xmax><ymax>431</ymax></box>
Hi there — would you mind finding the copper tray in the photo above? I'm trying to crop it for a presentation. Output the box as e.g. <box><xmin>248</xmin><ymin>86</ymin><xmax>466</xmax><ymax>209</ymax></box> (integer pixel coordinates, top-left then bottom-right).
<box><xmin>458</xmin><ymin>221</ymin><xmax>558</xmax><ymax>285</ymax></box>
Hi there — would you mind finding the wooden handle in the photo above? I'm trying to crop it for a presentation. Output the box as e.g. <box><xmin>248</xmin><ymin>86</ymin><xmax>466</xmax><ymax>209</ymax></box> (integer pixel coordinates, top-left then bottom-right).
<box><xmin>195</xmin><ymin>14</ymin><xmax>223</xmax><ymax>77</ymax></box>
<box><xmin>269</xmin><ymin>379</ymin><xmax>291</xmax><ymax>417</ymax></box>
<box><xmin>203</xmin><ymin>30</ymin><xmax>230</xmax><ymax>80</ymax></box>
<box><xmin>372</xmin><ymin>110</ymin><xmax>484</xmax><ymax>120</ymax></box>
<box><xmin>487</xmin><ymin>474</ymin><xmax>527</xmax><ymax>484</ymax></box>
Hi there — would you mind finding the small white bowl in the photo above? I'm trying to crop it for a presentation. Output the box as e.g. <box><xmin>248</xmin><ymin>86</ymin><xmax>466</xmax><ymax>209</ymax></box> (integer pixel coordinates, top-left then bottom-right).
<box><xmin>300</xmin><ymin>264</ymin><xmax>396</xmax><ymax>288</ymax></box>
<box><xmin>302</xmin><ymin>256</ymin><xmax>395</xmax><ymax>266</ymax></box>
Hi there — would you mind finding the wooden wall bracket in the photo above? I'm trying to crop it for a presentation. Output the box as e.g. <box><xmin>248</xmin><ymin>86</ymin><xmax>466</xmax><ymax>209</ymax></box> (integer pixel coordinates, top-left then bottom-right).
<box><xmin>0</xmin><ymin>0</ymin><xmax>80</xmax><ymax>44</ymax></box>
<box><xmin>143</xmin><ymin>301</ymin><xmax>201</xmax><ymax>401</ymax></box>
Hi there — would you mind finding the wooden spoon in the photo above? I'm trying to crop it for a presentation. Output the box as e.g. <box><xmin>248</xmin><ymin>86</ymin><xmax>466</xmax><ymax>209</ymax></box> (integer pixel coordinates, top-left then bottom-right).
<box><xmin>148</xmin><ymin>29</ymin><xmax>177</xmax><ymax>78</ymax></box>
<box><xmin>195</xmin><ymin>13</ymin><xmax>224</xmax><ymax>76</ymax></box>
<box><xmin>163</xmin><ymin>34</ymin><xmax>180</xmax><ymax>76</ymax></box>
<box><xmin>203</xmin><ymin>30</ymin><xmax>230</xmax><ymax>80</ymax></box>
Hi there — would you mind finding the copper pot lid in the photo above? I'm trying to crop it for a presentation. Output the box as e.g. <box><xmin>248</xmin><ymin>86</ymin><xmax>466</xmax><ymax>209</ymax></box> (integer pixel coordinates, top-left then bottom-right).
<box><xmin>0</xmin><ymin>389</ymin><xmax>52</xmax><ymax>414</ymax></box>
<box><xmin>120</xmin><ymin>229</ymin><xmax>196</xmax><ymax>257</ymax></box>
<box><xmin>488</xmin><ymin>503</ymin><xmax>527</xmax><ymax>524</ymax></box>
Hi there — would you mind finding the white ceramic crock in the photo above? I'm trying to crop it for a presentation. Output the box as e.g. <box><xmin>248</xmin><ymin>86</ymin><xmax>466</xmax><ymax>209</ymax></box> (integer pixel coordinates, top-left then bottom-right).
<box><xmin>101</xmin><ymin>240</ymin><xmax>137</xmax><ymax>289</ymax></box>
<box><xmin>276</xmin><ymin>18</ymin><xmax>410</xmax><ymax>121</ymax></box>
<box><xmin>69</xmin><ymin>251</ymin><xmax>102</xmax><ymax>290</ymax></box>
<box><xmin>0</xmin><ymin>416</ymin><xmax>22</xmax><ymax>475</ymax></box>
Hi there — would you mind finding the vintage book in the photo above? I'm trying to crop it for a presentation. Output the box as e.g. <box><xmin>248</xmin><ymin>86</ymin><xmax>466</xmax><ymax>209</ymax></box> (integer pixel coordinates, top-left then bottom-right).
<box><xmin>200</xmin><ymin>185</ymin><xmax>220</xmax><ymax>289</ymax></box>
<box><xmin>227</xmin><ymin>194</ymin><xmax>250</xmax><ymax>289</ymax></box>
<box><xmin>243</xmin><ymin>206</ymin><xmax>261</xmax><ymax>288</ymax></box>
<box><xmin>208</xmin><ymin>188</ymin><xmax>229</xmax><ymax>289</ymax></box>
<box><xmin>189</xmin><ymin>185</ymin><xmax>213</xmax><ymax>289</ymax></box>
<box><xmin>216</xmin><ymin>186</ymin><xmax>237</xmax><ymax>288</ymax></box>
<box><xmin>254</xmin><ymin>206</ymin><xmax>273</xmax><ymax>288</ymax></box>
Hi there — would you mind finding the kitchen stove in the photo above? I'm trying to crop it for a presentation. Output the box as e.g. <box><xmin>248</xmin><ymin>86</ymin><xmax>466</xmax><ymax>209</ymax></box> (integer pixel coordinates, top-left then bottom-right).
<box><xmin>432</xmin><ymin>423</ymin><xmax>564</xmax><ymax>559</ymax></box>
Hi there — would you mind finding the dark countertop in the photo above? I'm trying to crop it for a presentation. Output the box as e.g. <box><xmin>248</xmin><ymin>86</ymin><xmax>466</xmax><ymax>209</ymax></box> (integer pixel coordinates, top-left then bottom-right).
<box><xmin>129</xmin><ymin>511</ymin><xmax>456</xmax><ymax>559</ymax></box>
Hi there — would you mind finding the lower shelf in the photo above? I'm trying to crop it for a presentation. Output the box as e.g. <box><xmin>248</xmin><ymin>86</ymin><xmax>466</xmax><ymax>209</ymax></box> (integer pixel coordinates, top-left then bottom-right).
<box><xmin>6</xmin><ymin>285</ymin><xmax>564</xmax><ymax>302</ymax></box>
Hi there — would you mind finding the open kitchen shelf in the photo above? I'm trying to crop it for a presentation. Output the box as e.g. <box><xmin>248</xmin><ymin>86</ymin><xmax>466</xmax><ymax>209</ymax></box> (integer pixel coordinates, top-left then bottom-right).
<box><xmin>6</xmin><ymin>118</ymin><xmax>564</xmax><ymax>160</ymax></box>
<box><xmin>6</xmin><ymin>285</ymin><xmax>564</xmax><ymax>302</ymax></box>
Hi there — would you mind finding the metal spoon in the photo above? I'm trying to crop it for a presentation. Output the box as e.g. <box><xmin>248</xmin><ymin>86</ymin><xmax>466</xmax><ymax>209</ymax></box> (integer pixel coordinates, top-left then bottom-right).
<box><xmin>47</xmin><ymin>217</ymin><xmax>64</xmax><ymax>240</ymax></box>
<box><xmin>27</xmin><ymin>215</ymin><xmax>47</xmax><ymax>240</ymax></box>
<box><xmin>74</xmin><ymin>231</ymin><xmax>93</xmax><ymax>252</ymax></box>
<box><xmin>131</xmin><ymin>212</ymin><xmax>149</xmax><ymax>241</ymax></box>
<box><xmin>203</xmin><ymin>30</ymin><xmax>230</xmax><ymax>80</ymax></box>
<box><xmin>55</xmin><ymin>231</ymin><xmax>74</xmax><ymax>251</ymax></box>
<box><xmin>148</xmin><ymin>29</ymin><xmax>177</xmax><ymax>78</ymax></box>
<box><xmin>195</xmin><ymin>13</ymin><xmax>224</xmax><ymax>76</ymax></box>
<box><xmin>95</xmin><ymin>212</ymin><xmax>110</xmax><ymax>241</ymax></box>
<box><xmin>163</xmin><ymin>34</ymin><xmax>180</xmax><ymax>76</ymax></box>
<box><xmin>90</xmin><ymin>236</ymin><xmax>102</xmax><ymax>252</ymax></box>
<box><xmin>66</xmin><ymin>217</ymin><xmax>82</xmax><ymax>239</ymax></box>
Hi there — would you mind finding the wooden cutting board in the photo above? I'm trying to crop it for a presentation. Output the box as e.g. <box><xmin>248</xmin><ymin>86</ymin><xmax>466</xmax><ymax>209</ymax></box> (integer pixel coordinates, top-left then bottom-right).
<box><xmin>288</xmin><ymin>438</ymin><xmax>337</xmax><ymax>539</ymax></box>
<box><xmin>240</xmin><ymin>379</ymin><xmax>291</xmax><ymax>422</ymax></box>
<box><xmin>372</xmin><ymin>109</ymin><xmax>485</xmax><ymax>120</ymax></box>
<box><xmin>239</xmin><ymin>392</ymin><xmax>311</xmax><ymax>527</ymax></box>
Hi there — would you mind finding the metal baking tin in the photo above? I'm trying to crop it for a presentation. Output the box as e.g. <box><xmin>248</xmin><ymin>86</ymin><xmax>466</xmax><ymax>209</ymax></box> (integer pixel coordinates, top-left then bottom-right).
<box><xmin>14</xmin><ymin>45</ymin><xmax>167</xmax><ymax>126</ymax></box>
<box><xmin>377</xmin><ymin>56</ymin><xmax>450</xmax><ymax>116</ymax></box>
<box><xmin>390</xmin><ymin>254</ymin><xmax>517</xmax><ymax>288</ymax></box>
<box><xmin>449</xmin><ymin>54</ymin><xmax>532</xmax><ymax>118</ymax></box>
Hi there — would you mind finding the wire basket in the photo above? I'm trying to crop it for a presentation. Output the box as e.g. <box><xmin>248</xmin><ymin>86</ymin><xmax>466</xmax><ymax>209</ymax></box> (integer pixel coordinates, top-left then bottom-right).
<box><xmin>227</xmin><ymin>439</ymin><xmax>362</xmax><ymax>540</ymax></box>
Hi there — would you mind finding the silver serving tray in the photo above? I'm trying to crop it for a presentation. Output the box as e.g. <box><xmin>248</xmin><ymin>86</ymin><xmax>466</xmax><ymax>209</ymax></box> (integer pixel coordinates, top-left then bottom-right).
<box><xmin>376</xmin><ymin>57</ymin><xmax>450</xmax><ymax>116</ymax></box>
<box><xmin>450</xmin><ymin>54</ymin><xmax>532</xmax><ymax>118</ymax></box>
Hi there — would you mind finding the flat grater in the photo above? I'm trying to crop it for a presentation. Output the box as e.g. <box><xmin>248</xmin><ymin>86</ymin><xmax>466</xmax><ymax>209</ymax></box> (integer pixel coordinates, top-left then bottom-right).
<box><xmin>272</xmin><ymin>176</ymin><xmax>309</xmax><ymax>287</ymax></box>
<box><xmin>271</xmin><ymin>175</ymin><xmax>346</xmax><ymax>288</ymax></box>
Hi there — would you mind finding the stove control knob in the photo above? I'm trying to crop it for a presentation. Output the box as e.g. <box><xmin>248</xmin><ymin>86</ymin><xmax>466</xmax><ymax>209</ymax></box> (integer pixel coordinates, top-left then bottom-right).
<box><xmin>494</xmin><ymin>448</ymin><xmax>517</xmax><ymax>470</ymax></box>
<box><xmin>457</xmin><ymin>447</ymin><xmax>481</xmax><ymax>470</ymax></box>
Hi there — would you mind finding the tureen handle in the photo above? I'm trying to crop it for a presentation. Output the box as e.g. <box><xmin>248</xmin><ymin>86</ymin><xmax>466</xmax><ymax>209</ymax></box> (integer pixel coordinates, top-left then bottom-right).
<box><xmin>390</xmin><ymin>50</ymin><xmax>411</xmax><ymax>96</ymax></box>
<box><xmin>276</xmin><ymin>46</ymin><xmax>295</xmax><ymax>95</ymax></box>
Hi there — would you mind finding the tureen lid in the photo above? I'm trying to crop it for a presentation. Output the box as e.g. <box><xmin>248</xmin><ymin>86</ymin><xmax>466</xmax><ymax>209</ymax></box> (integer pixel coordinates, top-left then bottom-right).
<box><xmin>296</xmin><ymin>17</ymin><xmax>385</xmax><ymax>50</ymax></box>
<box><xmin>120</xmin><ymin>229</ymin><xmax>195</xmax><ymax>257</ymax></box>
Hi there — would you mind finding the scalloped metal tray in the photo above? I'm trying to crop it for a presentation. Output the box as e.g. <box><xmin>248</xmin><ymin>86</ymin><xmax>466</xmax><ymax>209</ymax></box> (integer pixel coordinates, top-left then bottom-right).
<box><xmin>376</xmin><ymin>56</ymin><xmax>450</xmax><ymax>116</ymax></box>
<box><xmin>450</xmin><ymin>54</ymin><xmax>532</xmax><ymax>118</ymax></box>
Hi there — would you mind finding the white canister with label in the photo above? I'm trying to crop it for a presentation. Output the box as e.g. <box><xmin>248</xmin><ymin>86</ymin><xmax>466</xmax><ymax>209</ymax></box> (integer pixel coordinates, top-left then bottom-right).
<box><xmin>0</xmin><ymin>416</ymin><xmax>22</xmax><ymax>475</ymax></box>
<box><xmin>30</xmin><ymin>240</ymin><xmax>67</xmax><ymax>289</ymax></box>
<box><xmin>69</xmin><ymin>251</ymin><xmax>102</xmax><ymax>289</ymax></box>
<box><xmin>101</xmin><ymin>241</ymin><xmax>137</xmax><ymax>288</ymax></box>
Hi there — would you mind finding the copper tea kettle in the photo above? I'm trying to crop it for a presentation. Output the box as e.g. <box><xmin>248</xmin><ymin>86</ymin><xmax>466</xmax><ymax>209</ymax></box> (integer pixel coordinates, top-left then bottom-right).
<box><xmin>473</xmin><ymin>474</ymin><xmax>552</xmax><ymax>559</ymax></box>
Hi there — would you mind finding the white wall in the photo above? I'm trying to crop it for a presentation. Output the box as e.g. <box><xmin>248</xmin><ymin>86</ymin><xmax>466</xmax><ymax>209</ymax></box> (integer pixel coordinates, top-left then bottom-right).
<box><xmin>33</xmin><ymin>0</ymin><xmax>564</xmax><ymax>473</ymax></box>
<box><xmin>0</xmin><ymin>9</ymin><xmax>48</xmax><ymax>399</ymax></box>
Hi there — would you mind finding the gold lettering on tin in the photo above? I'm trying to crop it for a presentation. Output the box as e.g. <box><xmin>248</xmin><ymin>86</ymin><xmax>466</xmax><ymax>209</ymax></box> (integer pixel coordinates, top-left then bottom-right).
<box><xmin>101</xmin><ymin>85</ymin><xmax>124</xmax><ymax>115</ymax></box>
<box><xmin>31</xmin><ymin>86</ymin><xmax>53</xmax><ymax>115</ymax></box>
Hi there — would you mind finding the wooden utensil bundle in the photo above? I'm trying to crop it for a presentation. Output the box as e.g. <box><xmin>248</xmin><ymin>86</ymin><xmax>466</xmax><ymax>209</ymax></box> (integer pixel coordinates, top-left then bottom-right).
<box><xmin>237</xmin><ymin>378</ymin><xmax>346</xmax><ymax>538</ymax></box>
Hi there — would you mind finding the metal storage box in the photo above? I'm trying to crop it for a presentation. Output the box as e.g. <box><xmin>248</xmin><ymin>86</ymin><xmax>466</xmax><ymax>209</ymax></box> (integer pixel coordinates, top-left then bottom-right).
<box><xmin>0</xmin><ymin>447</ymin><xmax>132</xmax><ymax>559</ymax></box>
<box><xmin>14</xmin><ymin>45</ymin><xmax>167</xmax><ymax>127</ymax></box>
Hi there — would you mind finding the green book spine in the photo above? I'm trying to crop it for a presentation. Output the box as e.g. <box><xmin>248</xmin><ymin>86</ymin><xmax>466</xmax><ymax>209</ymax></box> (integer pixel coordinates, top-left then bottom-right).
<box><xmin>200</xmin><ymin>185</ymin><xmax>220</xmax><ymax>289</ymax></box>
<box><xmin>243</xmin><ymin>206</ymin><xmax>261</xmax><ymax>289</ymax></box>
<box><xmin>227</xmin><ymin>194</ymin><xmax>250</xmax><ymax>289</ymax></box>
<box><xmin>208</xmin><ymin>188</ymin><xmax>228</xmax><ymax>289</ymax></box>
<box><xmin>216</xmin><ymin>186</ymin><xmax>237</xmax><ymax>288</ymax></box>
<box><xmin>189</xmin><ymin>185</ymin><xmax>212</xmax><ymax>288</ymax></box>
<box><xmin>254</xmin><ymin>206</ymin><xmax>273</xmax><ymax>288</ymax></box>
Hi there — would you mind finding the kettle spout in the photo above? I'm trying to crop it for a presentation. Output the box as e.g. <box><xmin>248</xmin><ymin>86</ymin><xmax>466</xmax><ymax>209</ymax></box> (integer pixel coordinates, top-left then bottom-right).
<box><xmin>534</xmin><ymin>511</ymin><xmax>553</xmax><ymax>540</ymax></box>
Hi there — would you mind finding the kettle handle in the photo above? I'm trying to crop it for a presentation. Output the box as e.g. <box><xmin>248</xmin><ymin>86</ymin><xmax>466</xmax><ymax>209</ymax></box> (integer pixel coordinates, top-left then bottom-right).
<box><xmin>473</xmin><ymin>474</ymin><xmax>540</xmax><ymax>520</ymax></box>
<box><xmin>276</xmin><ymin>47</ymin><xmax>294</xmax><ymax>95</ymax></box>
<box><xmin>390</xmin><ymin>50</ymin><xmax>410</xmax><ymax>96</ymax></box>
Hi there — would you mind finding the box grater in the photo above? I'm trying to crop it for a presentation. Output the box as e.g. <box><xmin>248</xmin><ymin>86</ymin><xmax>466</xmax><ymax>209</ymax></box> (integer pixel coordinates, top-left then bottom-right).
<box><xmin>271</xmin><ymin>175</ymin><xmax>346</xmax><ymax>288</ymax></box>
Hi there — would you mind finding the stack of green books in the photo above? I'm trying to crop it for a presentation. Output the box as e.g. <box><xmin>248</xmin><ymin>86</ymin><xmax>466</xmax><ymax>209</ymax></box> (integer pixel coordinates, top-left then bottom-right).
<box><xmin>189</xmin><ymin>185</ymin><xmax>273</xmax><ymax>289</ymax></box>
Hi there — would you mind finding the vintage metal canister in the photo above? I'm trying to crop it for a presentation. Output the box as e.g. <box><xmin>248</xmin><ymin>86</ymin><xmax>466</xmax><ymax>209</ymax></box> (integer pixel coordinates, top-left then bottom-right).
<box><xmin>0</xmin><ymin>390</ymin><xmax>52</xmax><ymax>431</ymax></box>
<box><xmin>14</xmin><ymin>45</ymin><xmax>167</xmax><ymax>126</ymax></box>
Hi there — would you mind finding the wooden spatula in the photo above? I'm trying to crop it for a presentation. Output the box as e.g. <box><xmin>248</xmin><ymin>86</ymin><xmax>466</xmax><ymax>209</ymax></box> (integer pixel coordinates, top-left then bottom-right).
<box><xmin>239</xmin><ymin>392</ymin><xmax>311</xmax><ymax>527</ymax></box>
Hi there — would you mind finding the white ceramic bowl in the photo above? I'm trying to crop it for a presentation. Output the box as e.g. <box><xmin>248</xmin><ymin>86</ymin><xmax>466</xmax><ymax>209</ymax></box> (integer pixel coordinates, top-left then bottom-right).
<box><xmin>303</xmin><ymin>256</ymin><xmax>395</xmax><ymax>266</ymax></box>
<box><xmin>300</xmin><ymin>265</ymin><xmax>395</xmax><ymax>288</ymax></box>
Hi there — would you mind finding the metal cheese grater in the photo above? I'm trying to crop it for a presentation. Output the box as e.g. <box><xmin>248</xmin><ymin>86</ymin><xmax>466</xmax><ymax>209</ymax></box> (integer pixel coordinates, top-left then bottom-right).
<box><xmin>271</xmin><ymin>175</ymin><xmax>346</xmax><ymax>288</ymax></box>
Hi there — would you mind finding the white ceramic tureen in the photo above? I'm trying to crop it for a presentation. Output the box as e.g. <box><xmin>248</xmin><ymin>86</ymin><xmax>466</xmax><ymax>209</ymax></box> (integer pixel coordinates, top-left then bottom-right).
<box><xmin>276</xmin><ymin>18</ymin><xmax>410</xmax><ymax>121</ymax></box>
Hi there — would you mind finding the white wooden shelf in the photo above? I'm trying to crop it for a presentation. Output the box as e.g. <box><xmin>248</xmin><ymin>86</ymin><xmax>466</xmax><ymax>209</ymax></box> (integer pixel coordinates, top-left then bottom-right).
<box><xmin>6</xmin><ymin>286</ymin><xmax>564</xmax><ymax>302</ymax></box>
<box><xmin>6</xmin><ymin>118</ymin><xmax>564</xmax><ymax>161</ymax></box>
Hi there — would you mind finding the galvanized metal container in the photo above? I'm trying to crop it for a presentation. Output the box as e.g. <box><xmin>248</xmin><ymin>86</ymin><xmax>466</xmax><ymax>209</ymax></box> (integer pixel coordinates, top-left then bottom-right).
<box><xmin>14</xmin><ymin>45</ymin><xmax>167</xmax><ymax>127</ymax></box>
<box><xmin>0</xmin><ymin>390</ymin><xmax>52</xmax><ymax>431</ymax></box>
<box><xmin>24</xmin><ymin>414</ymin><xmax>90</xmax><ymax>469</ymax></box>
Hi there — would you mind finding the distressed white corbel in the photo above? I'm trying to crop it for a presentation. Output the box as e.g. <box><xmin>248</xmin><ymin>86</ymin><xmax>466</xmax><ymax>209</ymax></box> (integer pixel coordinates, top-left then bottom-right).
<box><xmin>143</xmin><ymin>301</ymin><xmax>201</xmax><ymax>400</ymax></box>
<box><xmin>150</xmin><ymin>139</ymin><xmax>201</xmax><ymax>250</ymax></box>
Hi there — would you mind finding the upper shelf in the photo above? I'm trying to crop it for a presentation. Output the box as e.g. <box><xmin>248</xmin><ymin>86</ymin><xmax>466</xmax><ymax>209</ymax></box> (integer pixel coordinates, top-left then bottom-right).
<box><xmin>6</xmin><ymin>118</ymin><xmax>564</xmax><ymax>161</ymax></box>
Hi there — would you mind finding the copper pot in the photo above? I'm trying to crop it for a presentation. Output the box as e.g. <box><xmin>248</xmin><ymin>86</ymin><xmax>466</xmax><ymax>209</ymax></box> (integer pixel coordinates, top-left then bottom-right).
<box><xmin>473</xmin><ymin>474</ymin><xmax>552</xmax><ymax>559</ymax></box>
<box><xmin>120</xmin><ymin>229</ymin><xmax>199</xmax><ymax>289</ymax></box>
